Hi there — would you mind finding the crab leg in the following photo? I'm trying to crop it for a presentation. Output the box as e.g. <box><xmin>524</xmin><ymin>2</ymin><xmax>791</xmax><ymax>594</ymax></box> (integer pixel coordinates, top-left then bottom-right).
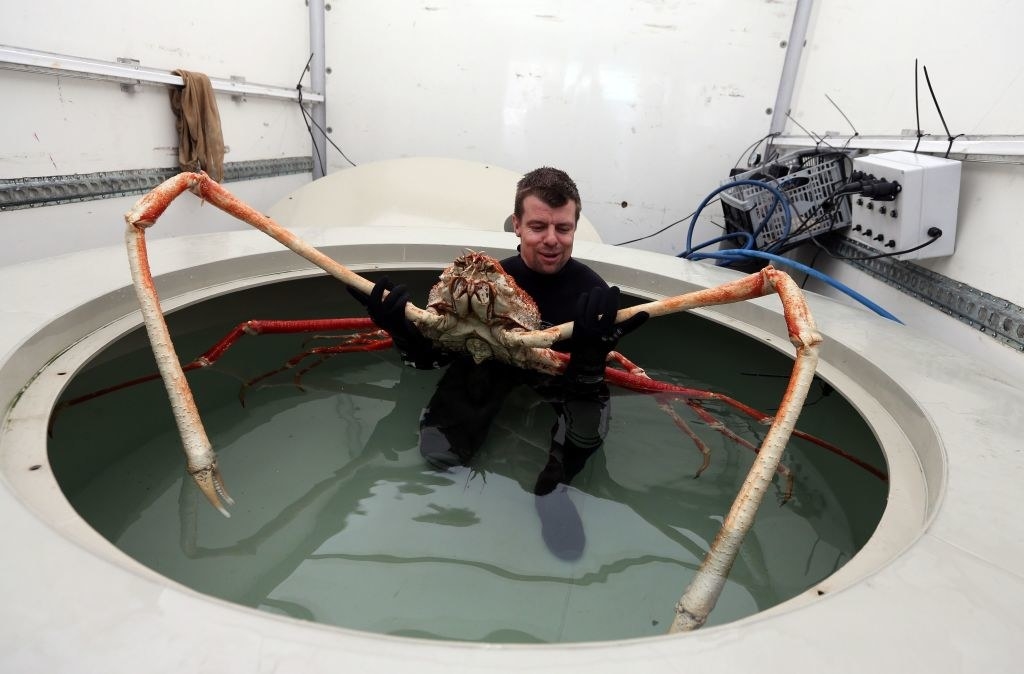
<box><xmin>123</xmin><ymin>170</ymin><xmax>824</xmax><ymax>634</ymax></box>
<box><xmin>56</xmin><ymin>318</ymin><xmax>385</xmax><ymax>411</ymax></box>
<box><xmin>126</xmin><ymin>211</ymin><xmax>233</xmax><ymax>515</ymax></box>
<box><xmin>532</xmin><ymin>267</ymin><xmax>826</xmax><ymax>631</ymax></box>
<box><xmin>659</xmin><ymin>267</ymin><xmax>821</xmax><ymax>632</ymax></box>
<box><xmin>239</xmin><ymin>331</ymin><xmax>393</xmax><ymax>403</ymax></box>
<box><xmin>123</xmin><ymin>172</ymin><xmax>436</xmax><ymax>514</ymax></box>
<box><xmin>504</xmin><ymin>265</ymin><xmax>817</xmax><ymax>350</ymax></box>
<box><xmin>127</xmin><ymin>172</ymin><xmax>442</xmax><ymax>329</ymax></box>
<box><xmin>669</xmin><ymin>343</ymin><xmax>818</xmax><ymax>633</ymax></box>
<box><xmin>528</xmin><ymin>269</ymin><xmax>825</xmax><ymax>629</ymax></box>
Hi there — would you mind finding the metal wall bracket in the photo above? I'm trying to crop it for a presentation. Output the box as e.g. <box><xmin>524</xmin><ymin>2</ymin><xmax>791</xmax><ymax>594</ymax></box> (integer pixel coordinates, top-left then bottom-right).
<box><xmin>116</xmin><ymin>57</ymin><xmax>141</xmax><ymax>94</ymax></box>
<box><xmin>831</xmin><ymin>236</ymin><xmax>1024</xmax><ymax>351</ymax></box>
<box><xmin>0</xmin><ymin>44</ymin><xmax>323</xmax><ymax>102</ymax></box>
<box><xmin>0</xmin><ymin>157</ymin><xmax>313</xmax><ymax>211</ymax></box>
<box><xmin>229</xmin><ymin>75</ymin><xmax>246</xmax><ymax>103</ymax></box>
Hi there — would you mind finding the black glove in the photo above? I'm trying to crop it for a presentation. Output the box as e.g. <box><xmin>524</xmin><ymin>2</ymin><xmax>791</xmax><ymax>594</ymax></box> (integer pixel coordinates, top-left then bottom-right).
<box><xmin>348</xmin><ymin>278</ymin><xmax>439</xmax><ymax>368</ymax></box>
<box><xmin>564</xmin><ymin>285</ymin><xmax>648</xmax><ymax>385</ymax></box>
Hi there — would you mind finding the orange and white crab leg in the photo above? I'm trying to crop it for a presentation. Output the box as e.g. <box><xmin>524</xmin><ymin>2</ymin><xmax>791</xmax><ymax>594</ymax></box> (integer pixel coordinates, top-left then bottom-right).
<box><xmin>505</xmin><ymin>265</ymin><xmax>816</xmax><ymax>350</ymax></box>
<box><xmin>124</xmin><ymin>172</ymin><xmax>441</xmax><ymax>514</ymax></box>
<box><xmin>666</xmin><ymin>268</ymin><xmax>821</xmax><ymax>632</ymax></box>
<box><xmin>512</xmin><ymin>265</ymin><xmax>822</xmax><ymax>631</ymax></box>
<box><xmin>125</xmin><ymin>208</ymin><xmax>233</xmax><ymax>515</ymax></box>
<box><xmin>128</xmin><ymin>172</ymin><xmax>442</xmax><ymax>327</ymax></box>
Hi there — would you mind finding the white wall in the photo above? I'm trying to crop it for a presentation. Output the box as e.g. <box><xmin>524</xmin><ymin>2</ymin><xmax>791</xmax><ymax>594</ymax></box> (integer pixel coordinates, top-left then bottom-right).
<box><xmin>323</xmin><ymin>0</ymin><xmax>795</xmax><ymax>252</ymax></box>
<box><xmin>0</xmin><ymin>0</ymin><xmax>314</xmax><ymax>266</ymax></box>
<box><xmin>785</xmin><ymin>0</ymin><xmax>1024</xmax><ymax>385</ymax></box>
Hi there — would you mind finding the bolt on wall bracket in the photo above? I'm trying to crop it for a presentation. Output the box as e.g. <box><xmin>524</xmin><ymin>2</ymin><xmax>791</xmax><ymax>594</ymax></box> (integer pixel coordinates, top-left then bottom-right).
<box><xmin>116</xmin><ymin>57</ymin><xmax>141</xmax><ymax>94</ymax></box>
<box><xmin>229</xmin><ymin>75</ymin><xmax>246</xmax><ymax>102</ymax></box>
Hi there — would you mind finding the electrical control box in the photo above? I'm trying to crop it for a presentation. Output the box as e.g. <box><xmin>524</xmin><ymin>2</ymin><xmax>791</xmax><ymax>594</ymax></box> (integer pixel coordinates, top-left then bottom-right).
<box><xmin>848</xmin><ymin>151</ymin><xmax>961</xmax><ymax>260</ymax></box>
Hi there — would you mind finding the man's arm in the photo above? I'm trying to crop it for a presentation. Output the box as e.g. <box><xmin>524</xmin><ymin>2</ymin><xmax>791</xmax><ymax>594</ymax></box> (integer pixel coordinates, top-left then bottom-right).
<box><xmin>348</xmin><ymin>278</ymin><xmax>453</xmax><ymax>369</ymax></box>
<box><xmin>564</xmin><ymin>285</ymin><xmax>648</xmax><ymax>387</ymax></box>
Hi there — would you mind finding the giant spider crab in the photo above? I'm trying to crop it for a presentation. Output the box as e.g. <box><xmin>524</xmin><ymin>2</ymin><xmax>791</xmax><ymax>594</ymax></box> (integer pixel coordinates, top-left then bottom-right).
<box><xmin>123</xmin><ymin>171</ymin><xmax>841</xmax><ymax>632</ymax></box>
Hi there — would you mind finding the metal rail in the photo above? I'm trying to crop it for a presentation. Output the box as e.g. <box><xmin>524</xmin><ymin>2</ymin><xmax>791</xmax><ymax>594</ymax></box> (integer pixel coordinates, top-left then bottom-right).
<box><xmin>769</xmin><ymin>0</ymin><xmax>814</xmax><ymax>135</ymax></box>
<box><xmin>0</xmin><ymin>158</ymin><xmax>313</xmax><ymax>211</ymax></box>
<box><xmin>0</xmin><ymin>44</ymin><xmax>323</xmax><ymax>103</ymax></box>
<box><xmin>831</xmin><ymin>237</ymin><xmax>1024</xmax><ymax>351</ymax></box>
<box><xmin>775</xmin><ymin>134</ymin><xmax>1024</xmax><ymax>160</ymax></box>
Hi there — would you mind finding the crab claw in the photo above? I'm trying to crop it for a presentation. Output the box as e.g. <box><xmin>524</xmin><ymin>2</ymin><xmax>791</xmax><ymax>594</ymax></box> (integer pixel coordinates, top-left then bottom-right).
<box><xmin>188</xmin><ymin>457</ymin><xmax>234</xmax><ymax>517</ymax></box>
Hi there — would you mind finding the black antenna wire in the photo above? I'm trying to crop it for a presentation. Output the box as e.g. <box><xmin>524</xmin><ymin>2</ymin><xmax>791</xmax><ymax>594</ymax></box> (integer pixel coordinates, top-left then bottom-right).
<box><xmin>825</xmin><ymin>93</ymin><xmax>859</xmax><ymax>138</ymax></box>
<box><xmin>295</xmin><ymin>53</ymin><xmax>358</xmax><ymax>172</ymax></box>
<box><xmin>296</xmin><ymin>54</ymin><xmax>325</xmax><ymax>176</ymax></box>
<box><xmin>296</xmin><ymin>53</ymin><xmax>314</xmax><ymax>91</ymax></box>
<box><xmin>922</xmin><ymin>65</ymin><xmax>964</xmax><ymax>158</ymax></box>
<box><xmin>825</xmin><ymin>93</ymin><xmax>860</xmax><ymax>153</ymax></box>
<box><xmin>786</xmin><ymin>112</ymin><xmax>838</xmax><ymax>151</ymax></box>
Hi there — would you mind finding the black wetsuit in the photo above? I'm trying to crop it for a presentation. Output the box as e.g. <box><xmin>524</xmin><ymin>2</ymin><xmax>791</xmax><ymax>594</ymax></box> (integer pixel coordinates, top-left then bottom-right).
<box><xmin>498</xmin><ymin>256</ymin><xmax>607</xmax><ymax>332</ymax></box>
<box><xmin>418</xmin><ymin>254</ymin><xmax>611</xmax><ymax>499</ymax></box>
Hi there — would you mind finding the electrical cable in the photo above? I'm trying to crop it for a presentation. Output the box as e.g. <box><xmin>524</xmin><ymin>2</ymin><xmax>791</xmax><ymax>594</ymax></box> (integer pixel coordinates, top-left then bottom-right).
<box><xmin>298</xmin><ymin>97</ymin><xmax>327</xmax><ymax>177</ymax></box>
<box><xmin>295</xmin><ymin>54</ymin><xmax>359</xmax><ymax>171</ymax></box>
<box><xmin>733</xmin><ymin>132</ymin><xmax>780</xmax><ymax>170</ymax></box>
<box><xmin>298</xmin><ymin>101</ymin><xmax>358</xmax><ymax>168</ymax></box>
<box><xmin>764</xmin><ymin>163</ymin><xmax>852</xmax><ymax>253</ymax></box>
<box><xmin>617</xmin><ymin>147</ymin><xmax>898</xmax><ymax>321</ymax></box>
<box><xmin>611</xmin><ymin>200</ymin><xmax>723</xmax><ymax>247</ymax></box>
<box><xmin>801</xmin><ymin>246</ymin><xmax>824</xmax><ymax>289</ymax></box>
<box><xmin>682</xmin><ymin>179</ymin><xmax>793</xmax><ymax>259</ymax></box>
<box><xmin>921</xmin><ymin>65</ymin><xmax>964</xmax><ymax>158</ymax></box>
<box><xmin>294</xmin><ymin>55</ymin><xmax>325</xmax><ymax>176</ymax></box>
<box><xmin>677</xmin><ymin>178</ymin><xmax>902</xmax><ymax>322</ymax></box>
<box><xmin>701</xmin><ymin>248</ymin><xmax>902</xmax><ymax>323</ymax></box>
<box><xmin>615</xmin><ymin>147</ymin><xmax>852</xmax><ymax>251</ymax></box>
<box><xmin>810</xmin><ymin>229</ymin><xmax>943</xmax><ymax>261</ymax></box>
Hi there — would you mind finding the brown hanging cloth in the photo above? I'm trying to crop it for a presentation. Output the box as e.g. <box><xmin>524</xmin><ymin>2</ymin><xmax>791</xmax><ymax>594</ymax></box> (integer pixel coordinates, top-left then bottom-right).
<box><xmin>169</xmin><ymin>69</ymin><xmax>225</xmax><ymax>182</ymax></box>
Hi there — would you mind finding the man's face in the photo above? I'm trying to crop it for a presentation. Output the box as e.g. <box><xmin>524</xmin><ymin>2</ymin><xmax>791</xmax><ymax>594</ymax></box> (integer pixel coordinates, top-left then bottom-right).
<box><xmin>512</xmin><ymin>195</ymin><xmax>578</xmax><ymax>274</ymax></box>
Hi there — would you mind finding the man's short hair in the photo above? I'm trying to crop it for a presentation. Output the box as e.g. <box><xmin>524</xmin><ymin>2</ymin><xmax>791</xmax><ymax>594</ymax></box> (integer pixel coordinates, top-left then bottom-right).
<box><xmin>514</xmin><ymin>167</ymin><xmax>581</xmax><ymax>223</ymax></box>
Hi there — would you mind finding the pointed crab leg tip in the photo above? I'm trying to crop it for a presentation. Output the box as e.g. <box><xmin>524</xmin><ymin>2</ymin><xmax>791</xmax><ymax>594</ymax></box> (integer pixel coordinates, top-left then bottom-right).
<box><xmin>192</xmin><ymin>469</ymin><xmax>234</xmax><ymax>515</ymax></box>
<box><xmin>199</xmin><ymin>489</ymin><xmax>232</xmax><ymax>517</ymax></box>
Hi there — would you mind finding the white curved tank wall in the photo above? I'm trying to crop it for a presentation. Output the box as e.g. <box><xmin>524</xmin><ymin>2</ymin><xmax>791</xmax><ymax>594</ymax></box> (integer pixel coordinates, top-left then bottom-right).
<box><xmin>265</xmin><ymin>157</ymin><xmax>603</xmax><ymax>240</ymax></box>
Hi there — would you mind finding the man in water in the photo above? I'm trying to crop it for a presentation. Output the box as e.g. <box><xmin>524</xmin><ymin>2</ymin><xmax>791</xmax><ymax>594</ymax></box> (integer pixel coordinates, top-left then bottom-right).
<box><xmin>352</xmin><ymin>167</ymin><xmax>647</xmax><ymax>559</ymax></box>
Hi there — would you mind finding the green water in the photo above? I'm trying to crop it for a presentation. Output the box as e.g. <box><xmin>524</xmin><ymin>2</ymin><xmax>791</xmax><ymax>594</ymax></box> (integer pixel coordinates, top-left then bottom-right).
<box><xmin>49</xmin><ymin>272</ymin><xmax>887</xmax><ymax>643</ymax></box>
